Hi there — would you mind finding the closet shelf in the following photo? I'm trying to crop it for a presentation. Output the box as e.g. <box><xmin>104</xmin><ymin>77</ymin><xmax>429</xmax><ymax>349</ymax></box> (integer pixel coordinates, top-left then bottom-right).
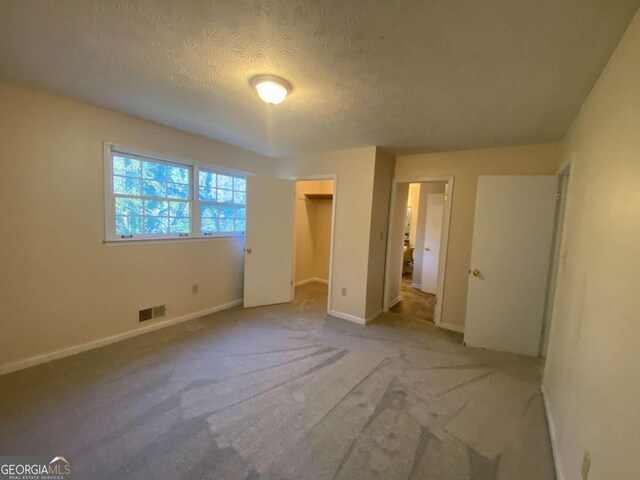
<box><xmin>304</xmin><ymin>193</ymin><xmax>333</xmax><ymax>200</ymax></box>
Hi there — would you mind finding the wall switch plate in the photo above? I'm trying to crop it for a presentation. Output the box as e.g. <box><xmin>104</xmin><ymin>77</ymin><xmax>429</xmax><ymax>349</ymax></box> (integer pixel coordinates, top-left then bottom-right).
<box><xmin>192</xmin><ymin>284</ymin><xmax>199</xmax><ymax>294</ymax></box>
<box><xmin>341</xmin><ymin>287</ymin><xmax>347</xmax><ymax>296</ymax></box>
<box><xmin>581</xmin><ymin>450</ymin><xmax>591</xmax><ymax>479</ymax></box>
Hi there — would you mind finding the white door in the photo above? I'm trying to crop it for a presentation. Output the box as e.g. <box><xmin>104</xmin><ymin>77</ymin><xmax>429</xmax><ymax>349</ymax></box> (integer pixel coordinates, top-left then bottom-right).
<box><xmin>464</xmin><ymin>176</ymin><xmax>557</xmax><ymax>356</ymax></box>
<box><xmin>244</xmin><ymin>176</ymin><xmax>295</xmax><ymax>308</ymax></box>
<box><xmin>421</xmin><ymin>193</ymin><xmax>444</xmax><ymax>294</ymax></box>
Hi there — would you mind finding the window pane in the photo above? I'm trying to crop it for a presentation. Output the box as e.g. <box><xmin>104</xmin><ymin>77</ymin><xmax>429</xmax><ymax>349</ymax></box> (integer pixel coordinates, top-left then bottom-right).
<box><xmin>219</xmin><ymin>218</ymin><xmax>235</xmax><ymax>232</ymax></box>
<box><xmin>169</xmin><ymin>201</ymin><xmax>190</xmax><ymax>218</ymax></box>
<box><xmin>235</xmin><ymin>219</ymin><xmax>246</xmax><ymax>232</ymax></box>
<box><xmin>142</xmin><ymin>161</ymin><xmax>167</xmax><ymax>181</ymax></box>
<box><xmin>144</xmin><ymin>216</ymin><xmax>168</xmax><ymax>234</ymax></box>
<box><xmin>144</xmin><ymin>199</ymin><xmax>168</xmax><ymax>216</ymax></box>
<box><xmin>201</xmin><ymin>204</ymin><xmax>218</xmax><ymax>218</ymax></box>
<box><xmin>116</xmin><ymin>215</ymin><xmax>143</xmax><ymax>235</ymax></box>
<box><xmin>169</xmin><ymin>217</ymin><xmax>190</xmax><ymax>233</ymax></box>
<box><xmin>233</xmin><ymin>177</ymin><xmax>246</xmax><ymax>192</ymax></box>
<box><xmin>115</xmin><ymin>197</ymin><xmax>143</xmax><ymax>216</ymax></box>
<box><xmin>218</xmin><ymin>205</ymin><xmax>235</xmax><ymax>218</ymax></box>
<box><xmin>218</xmin><ymin>175</ymin><xmax>233</xmax><ymax>190</ymax></box>
<box><xmin>199</xmin><ymin>171</ymin><xmax>216</xmax><ymax>188</ymax></box>
<box><xmin>167</xmin><ymin>165</ymin><xmax>189</xmax><ymax>184</ymax></box>
<box><xmin>113</xmin><ymin>156</ymin><xmax>141</xmax><ymax>177</ymax></box>
<box><xmin>110</xmin><ymin>152</ymin><xmax>193</xmax><ymax>238</ymax></box>
<box><xmin>143</xmin><ymin>179</ymin><xmax>166</xmax><ymax>197</ymax></box>
<box><xmin>113</xmin><ymin>176</ymin><xmax>141</xmax><ymax>195</ymax></box>
<box><xmin>234</xmin><ymin>207</ymin><xmax>246</xmax><ymax>218</ymax></box>
<box><xmin>202</xmin><ymin>218</ymin><xmax>218</xmax><ymax>233</ymax></box>
<box><xmin>233</xmin><ymin>191</ymin><xmax>246</xmax><ymax>205</ymax></box>
<box><xmin>167</xmin><ymin>182</ymin><xmax>190</xmax><ymax>200</ymax></box>
<box><xmin>198</xmin><ymin>186</ymin><xmax>216</xmax><ymax>201</ymax></box>
<box><xmin>218</xmin><ymin>189</ymin><xmax>233</xmax><ymax>203</ymax></box>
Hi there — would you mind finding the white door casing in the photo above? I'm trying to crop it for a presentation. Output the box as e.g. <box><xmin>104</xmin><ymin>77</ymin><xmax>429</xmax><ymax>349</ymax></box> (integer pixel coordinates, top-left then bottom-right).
<box><xmin>244</xmin><ymin>176</ymin><xmax>295</xmax><ymax>308</ymax></box>
<box><xmin>421</xmin><ymin>193</ymin><xmax>445</xmax><ymax>295</ymax></box>
<box><xmin>463</xmin><ymin>176</ymin><xmax>557</xmax><ymax>356</ymax></box>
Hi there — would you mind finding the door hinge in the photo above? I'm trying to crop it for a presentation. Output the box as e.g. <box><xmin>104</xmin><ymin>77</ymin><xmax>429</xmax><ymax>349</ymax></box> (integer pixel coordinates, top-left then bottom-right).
<box><xmin>444</xmin><ymin>194</ymin><xmax>448</xmax><ymax>204</ymax></box>
<box><xmin>556</xmin><ymin>193</ymin><xmax>561</xmax><ymax>201</ymax></box>
<box><xmin>540</xmin><ymin>324</ymin><xmax>546</xmax><ymax>334</ymax></box>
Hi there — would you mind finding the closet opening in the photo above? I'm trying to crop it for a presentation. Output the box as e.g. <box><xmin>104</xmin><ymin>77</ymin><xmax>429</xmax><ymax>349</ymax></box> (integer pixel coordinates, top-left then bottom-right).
<box><xmin>293</xmin><ymin>178</ymin><xmax>336</xmax><ymax>312</ymax></box>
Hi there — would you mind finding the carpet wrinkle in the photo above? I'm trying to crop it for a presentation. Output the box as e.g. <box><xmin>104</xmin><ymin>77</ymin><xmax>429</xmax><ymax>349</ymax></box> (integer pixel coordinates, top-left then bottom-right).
<box><xmin>178</xmin><ymin>346</ymin><xmax>336</xmax><ymax>392</ymax></box>
<box><xmin>436</xmin><ymin>370</ymin><xmax>495</xmax><ymax>397</ymax></box>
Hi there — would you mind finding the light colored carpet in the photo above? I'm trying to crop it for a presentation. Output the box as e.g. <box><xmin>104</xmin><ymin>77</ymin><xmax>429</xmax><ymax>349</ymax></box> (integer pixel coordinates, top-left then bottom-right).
<box><xmin>0</xmin><ymin>282</ymin><xmax>555</xmax><ymax>479</ymax></box>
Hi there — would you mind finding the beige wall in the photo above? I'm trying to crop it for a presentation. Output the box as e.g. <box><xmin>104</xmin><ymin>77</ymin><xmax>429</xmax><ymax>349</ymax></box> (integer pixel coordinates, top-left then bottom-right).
<box><xmin>275</xmin><ymin>147</ymin><xmax>378</xmax><ymax>320</ymax></box>
<box><xmin>365</xmin><ymin>149</ymin><xmax>395</xmax><ymax>319</ymax></box>
<box><xmin>543</xmin><ymin>9</ymin><xmax>640</xmax><ymax>480</ymax></box>
<box><xmin>0</xmin><ymin>83</ymin><xmax>275</xmax><ymax>370</ymax></box>
<box><xmin>295</xmin><ymin>180</ymin><xmax>333</xmax><ymax>283</ymax></box>
<box><xmin>395</xmin><ymin>143</ymin><xmax>562</xmax><ymax>328</ymax></box>
<box><xmin>406</xmin><ymin>184</ymin><xmax>420</xmax><ymax>246</ymax></box>
<box><xmin>412</xmin><ymin>182</ymin><xmax>447</xmax><ymax>288</ymax></box>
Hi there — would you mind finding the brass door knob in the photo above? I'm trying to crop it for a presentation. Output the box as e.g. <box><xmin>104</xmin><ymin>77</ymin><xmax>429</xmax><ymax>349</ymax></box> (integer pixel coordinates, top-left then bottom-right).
<box><xmin>246</xmin><ymin>248</ymin><xmax>252</xmax><ymax>254</ymax></box>
<box><xmin>471</xmin><ymin>268</ymin><xmax>481</xmax><ymax>277</ymax></box>
<box><xmin>425</xmin><ymin>247</ymin><xmax>431</xmax><ymax>251</ymax></box>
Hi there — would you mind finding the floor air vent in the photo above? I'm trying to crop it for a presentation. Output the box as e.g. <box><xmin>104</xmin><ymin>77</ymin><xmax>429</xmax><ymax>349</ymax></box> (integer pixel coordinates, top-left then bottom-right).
<box><xmin>139</xmin><ymin>305</ymin><xmax>167</xmax><ymax>322</ymax></box>
<box><xmin>139</xmin><ymin>308</ymin><xmax>153</xmax><ymax>322</ymax></box>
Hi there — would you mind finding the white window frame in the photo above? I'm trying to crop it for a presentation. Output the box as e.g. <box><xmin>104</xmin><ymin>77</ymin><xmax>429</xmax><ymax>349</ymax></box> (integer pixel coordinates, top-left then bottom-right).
<box><xmin>104</xmin><ymin>143</ymin><xmax>248</xmax><ymax>242</ymax></box>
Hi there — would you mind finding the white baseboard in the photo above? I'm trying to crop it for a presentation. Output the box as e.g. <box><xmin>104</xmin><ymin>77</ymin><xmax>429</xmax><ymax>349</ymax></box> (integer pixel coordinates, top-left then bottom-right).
<box><xmin>327</xmin><ymin>309</ymin><xmax>365</xmax><ymax>325</ymax></box>
<box><xmin>541</xmin><ymin>386</ymin><xmax>564</xmax><ymax>480</ymax></box>
<box><xmin>295</xmin><ymin>277</ymin><xmax>329</xmax><ymax>286</ymax></box>
<box><xmin>410</xmin><ymin>283</ymin><xmax>422</xmax><ymax>289</ymax></box>
<box><xmin>438</xmin><ymin>321</ymin><xmax>465</xmax><ymax>333</ymax></box>
<box><xmin>389</xmin><ymin>296</ymin><xmax>401</xmax><ymax>308</ymax></box>
<box><xmin>365</xmin><ymin>310</ymin><xmax>383</xmax><ymax>324</ymax></box>
<box><xmin>0</xmin><ymin>299</ymin><xmax>243</xmax><ymax>376</ymax></box>
<box><xmin>327</xmin><ymin>308</ymin><xmax>382</xmax><ymax>326</ymax></box>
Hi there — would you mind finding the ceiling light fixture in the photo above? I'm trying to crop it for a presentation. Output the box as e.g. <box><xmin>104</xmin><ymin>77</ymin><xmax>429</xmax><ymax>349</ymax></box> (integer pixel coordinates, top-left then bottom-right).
<box><xmin>249</xmin><ymin>74</ymin><xmax>292</xmax><ymax>105</ymax></box>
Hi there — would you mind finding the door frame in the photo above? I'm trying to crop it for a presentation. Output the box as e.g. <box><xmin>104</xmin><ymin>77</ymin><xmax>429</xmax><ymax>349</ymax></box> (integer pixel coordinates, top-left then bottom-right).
<box><xmin>540</xmin><ymin>155</ymin><xmax>575</xmax><ymax>357</ymax></box>
<box><xmin>383</xmin><ymin>175</ymin><xmax>454</xmax><ymax>328</ymax></box>
<box><xmin>291</xmin><ymin>174</ymin><xmax>338</xmax><ymax>313</ymax></box>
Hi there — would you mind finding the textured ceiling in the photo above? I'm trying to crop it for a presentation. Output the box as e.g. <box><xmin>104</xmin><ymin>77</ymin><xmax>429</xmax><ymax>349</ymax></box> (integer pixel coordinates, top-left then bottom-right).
<box><xmin>0</xmin><ymin>0</ymin><xmax>638</xmax><ymax>156</ymax></box>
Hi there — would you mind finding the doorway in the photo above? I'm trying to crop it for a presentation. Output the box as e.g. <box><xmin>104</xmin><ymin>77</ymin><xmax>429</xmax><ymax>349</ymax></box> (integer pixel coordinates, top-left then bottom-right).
<box><xmin>293</xmin><ymin>178</ymin><xmax>336</xmax><ymax>312</ymax></box>
<box><xmin>383</xmin><ymin>177</ymin><xmax>454</xmax><ymax>326</ymax></box>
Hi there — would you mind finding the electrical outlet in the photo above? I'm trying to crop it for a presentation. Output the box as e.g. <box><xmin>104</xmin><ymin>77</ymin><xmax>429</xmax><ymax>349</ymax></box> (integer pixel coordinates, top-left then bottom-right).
<box><xmin>341</xmin><ymin>287</ymin><xmax>347</xmax><ymax>296</ymax></box>
<box><xmin>192</xmin><ymin>284</ymin><xmax>199</xmax><ymax>294</ymax></box>
<box><xmin>581</xmin><ymin>450</ymin><xmax>591</xmax><ymax>479</ymax></box>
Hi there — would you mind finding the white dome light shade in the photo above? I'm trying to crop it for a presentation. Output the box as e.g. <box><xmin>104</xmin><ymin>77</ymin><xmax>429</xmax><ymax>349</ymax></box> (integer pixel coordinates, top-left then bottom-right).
<box><xmin>249</xmin><ymin>75</ymin><xmax>292</xmax><ymax>105</ymax></box>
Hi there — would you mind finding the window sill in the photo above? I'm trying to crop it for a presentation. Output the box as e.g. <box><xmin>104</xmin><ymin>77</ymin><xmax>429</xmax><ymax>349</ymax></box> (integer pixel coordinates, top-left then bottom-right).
<box><xmin>103</xmin><ymin>234</ymin><xmax>244</xmax><ymax>246</ymax></box>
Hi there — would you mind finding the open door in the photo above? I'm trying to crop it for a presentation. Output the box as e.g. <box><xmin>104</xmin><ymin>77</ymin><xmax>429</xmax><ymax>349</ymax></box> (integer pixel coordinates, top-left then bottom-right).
<box><xmin>421</xmin><ymin>193</ymin><xmax>444</xmax><ymax>294</ymax></box>
<box><xmin>464</xmin><ymin>176</ymin><xmax>557</xmax><ymax>356</ymax></box>
<box><xmin>244</xmin><ymin>176</ymin><xmax>295</xmax><ymax>308</ymax></box>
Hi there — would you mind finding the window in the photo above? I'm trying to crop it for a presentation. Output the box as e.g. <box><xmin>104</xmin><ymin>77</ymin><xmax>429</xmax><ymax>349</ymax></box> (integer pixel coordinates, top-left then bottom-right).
<box><xmin>105</xmin><ymin>146</ymin><xmax>246</xmax><ymax>241</ymax></box>
<box><xmin>199</xmin><ymin>169</ymin><xmax>246</xmax><ymax>235</ymax></box>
